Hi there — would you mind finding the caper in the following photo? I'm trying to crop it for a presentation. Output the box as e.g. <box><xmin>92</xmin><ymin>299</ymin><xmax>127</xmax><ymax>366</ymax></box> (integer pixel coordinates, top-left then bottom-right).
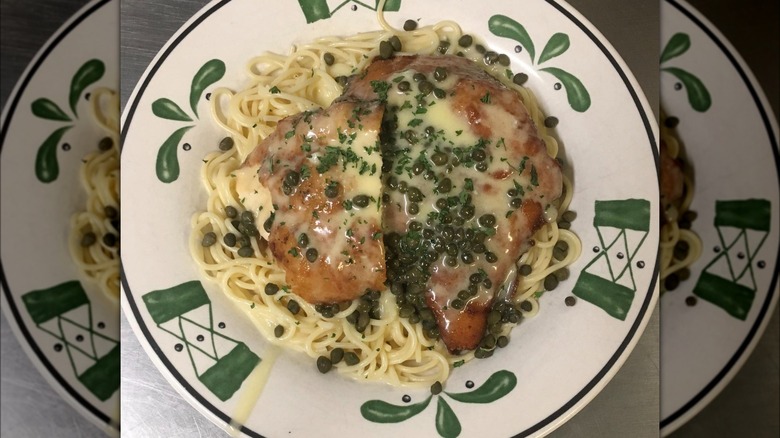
<box><xmin>287</xmin><ymin>299</ymin><xmax>301</xmax><ymax>315</ymax></box>
<box><xmin>81</xmin><ymin>232</ymin><xmax>96</xmax><ymax>247</ymax></box>
<box><xmin>458</xmin><ymin>34</ymin><xmax>473</xmax><ymax>47</ymax></box>
<box><xmin>335</xmin><ymin>75</ymin><xmax>348</xmax><ymax>86</ymax></box>
<box><xmin>512</xmin><ymin>73</ymin><xmax>528</xmax><ymax>85</ymax></box>
<box><xmin>398</xmin><ymin>80</ymin><xmax>411</xmax><ymax>92</ymax></box>
<box><xmin>389</xmin><ymin>35</ymin><xmax>402</xmax><ymax>52</ymax></box>
<box><xmin>497</xmin><ymin>336</ymin><xmax>509</xmax><ymax>348</ymax></box>
<box><xmin>478</xmin><ymin>214</ymin><xmax>496</xmax><ymax>227</ymax></box>
<box><xmin>403</xmin><ymin>19</ymin><xmax>418</xmax><ymax>31</ymax></box>
<box><xmin>437</xmin><ymin>40</ymin><xmax>450</xmax><ymax>54</ymax></box>
<box><xmin>544</xmin><ymin>116</ymin><xmax>559</xmax><ymax>128</ymax></box>
<box><xmin>225</xmin><ymin>206</ymin><xmax>238</xmax><ymax>218</ymax></box>
<box><xmin>433</xmin><ymin>67</ymin><xmax>448</xmax><ymax>82</ymax></box>
<box><xmin>482</xmin><ymin>334</ymin><xmax>497</xmax><ymax>350</ymax></box>
<box><xmin>223</xmin><ymin>232</ymin><xmax>237</xmax><ymax>247</ymax></box>
<box><xmin>219</xmin><ymin>137</ymin><xmax>234</xmax><ymax>151</ymax></box>
<box><xmin>201</xmin><ymin>232</ymin><xmax>217</xmax><ymax>247</ymax></box>
<box><xmin>413</xmin><ymin>72</ymin><xmax>426</xmax><ymax>82</ymax></box>
<box><xmin>561</xmin><ymin>210</ymin><xmax>577</xmax><ymax>222</ymax></box>
<box><xmin>430</xmin><ymin>381</ymin><xmax>443</xmax><ymax>395</ymax></box>
<box><xmin>484</xmin><ymin>51</ymin><xmax>499</xmax><ymax>64</ymax></box>
<box><xmin>519</xmin><ymin>264</ymin><xmax>532</xmax><ymax>276</ymax></box>
<box><xmin>323</xmin><ymin>52</ymin><xmax>335</xmax><ymax>66</ymax></box>
<box><xmin>330</xmin><ymin>348</ymin><xmax>344</xmax><ymax>364</ymax></box>
<box><xmin>98</xmin><ymin>136</ymin><xmax>113</xmax><ymax>151</ymax></box>
<box><xmin>265</xmin><ymin>283</ymin><xmax>280</xmax><ymax>295</ymax></box>
<box><xmin>238</xmin><ymin>246</ymin><xmax>254</xmax><ymax>257</ymax></box>
<box><xmin>353</xmin><ymin>194</ymin><xmax>370</xmax><ymax>208</ymax></box>
<box><xmin>431</xmin><ymin>152</ymin><xmax>448</xmax><ymax>166</ymax></box>
<box><xmin>558</xmin><ymin>220</ymin><xmax>571</xmax><ymax>230</ymax></box>
<box><xmin>418</xmin><ymin>80</ymin><xmax>434</xmax><ymax>95</ymax></box>
<box><xmin>475</xmin><ymin>161</ymin><xmax>488</xmax><ymax>172</ymax></box>
<box><xmin>482</xmin><ymin>278</ymin><xmax>493</xmax><ymax>289</ymax></box>
<box><xmin>306</xmin><ymin>248</ymin><xmax>319</xmax><ymax>262</ymax></box>
<box><xmin>103</xmin><ymin>206</ymin><xmax>118</xmax><ymax>219</ymax></box>
<box><xmin>487</xmin><ymin>310</ymin><xmax>501</xmax><ymax>325</ymax></box>
<box><xmin>356</xmin><ymin>311</ymin><xmax>370</xmax><ymax>332</ymax></box>
<box><xmin>554</xmin><ymin>268</ymin><xmax>570</xmax><ymax>282</ymax></box>
<box><xmin>471</xmin><ymin>148</ymin><xmax>486</xmax><ymax>161</ymax></box>
<box><xmin>379</xmin><ymin>40</ymin><xmax>394</xmax><ymax>59</ymax></box>
<box><xmin>461</xmin><ymin>252</ymin><xmax>474</xmax><ymax>264</ymax></box>
<box><xmin>407</xmin><ymin>203</ymin><xmax>419</xmax><ymax>215</ymax></box>
<box><xmin>544</xmin><ymin>274</ymin><xmax>559</xmax><ymax>291</ymax></box>
<box><xmin>316</xmin><ymin>356</ymin><xmax>332</xmax><ymax>373</ymax></box>
<box><xmin>485</xmin><ymin>252</ymin><xmax>498</xmax><ymax>263</ymax></box>
<box><xmin>497</xmin><ymin>53</ymin><xmax>511</xmax><ymax>66</ymax></box>
<box><xmin>284</xmin><ymin>170</ymin><xmax>300</xmax><ymax>187</ymax></box>
<box><xmin>324</xmin><ymin>182</ymin><xmax>340</xmax><ymax>199</ymax></box>
<box><xmin>298</xmin><ymin>233</ymin><xmax>309</xmax><ymax>248</ymax></box>
<box><xmin>475</xmin><ymin>44</ymin><xmax>486</xmax><ymax>54</ymax></box>
<box><xmin>274</xmin><ymin>325</ymin><xmax>284</xmax><ymax>338</ymax></box>
<box><xmin>451</xmin><ymin>299</ymin><xmax>464</xmax><ymax>310</ymax></box>
<box><xmin>344</xmin><ymin>352</ymin><xmax>360</xmax><ymax>366</ymax></box>
<box><xmin>436</xmin><ymin>178</ymin><xmax>452</xmax><ymax>193</ymax></box>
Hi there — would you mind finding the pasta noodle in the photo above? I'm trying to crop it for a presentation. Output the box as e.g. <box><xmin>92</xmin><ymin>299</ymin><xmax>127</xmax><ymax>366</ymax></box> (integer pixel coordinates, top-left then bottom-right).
<box><xmin>659</xmin><ymin>111</ymin><xmax>701</xmax><ymax>290</ymax></box>
<box><xmin>190</xmin><ymin>13</ymin><xmax>580</xmax><ymax>387</ymax></box>
<box><xmin>68</xmin><ymin>87</ymin><xmax>120</xmax><ymax>300</ymax></box>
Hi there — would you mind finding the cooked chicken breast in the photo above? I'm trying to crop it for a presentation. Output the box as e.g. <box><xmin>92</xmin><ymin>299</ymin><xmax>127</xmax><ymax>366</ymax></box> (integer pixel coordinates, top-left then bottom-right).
<box><xmin>236</xmin><ymin>101</ymin><xmax>387</xmax><ymax>304</ymax></box>
<box><xmin>660</xmin><ymin>139</ymin><xmax>684</xmax><ymax>223</ymax></box>
<box><xmin>342</xmin><ymin>55</ymin><xmax>563</xmax><ymax>352</ymax></box>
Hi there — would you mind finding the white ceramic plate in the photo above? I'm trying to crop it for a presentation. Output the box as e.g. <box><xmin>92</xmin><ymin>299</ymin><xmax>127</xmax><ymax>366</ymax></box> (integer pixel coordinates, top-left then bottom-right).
<box><xmin>0</xmin><ymin>0</ymin><xmax>120</xmax><ymax>434</ymax></box>
<box><xmin>121</xmin><ymin>0</ymin><xmax>659</xmax><ymax>436</ymax></box>
<box><xmin>659</xmin><ymin>0</ymin><xmax>780</xmax><ymax>435</ymax></box>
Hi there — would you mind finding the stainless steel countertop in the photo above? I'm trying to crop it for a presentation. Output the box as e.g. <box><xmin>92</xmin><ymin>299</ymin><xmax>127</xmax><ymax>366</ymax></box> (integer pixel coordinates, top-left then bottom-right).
<box><xmin>667</xmin><ymin>0</ymin><xmax>779</xmax><ymax>436</ymax></box>
<box><xmin>118</xmin><ymin>1</ymin><xmax>660</xmax><ymax>437</ymax></box>
<box><xmin>1</xmin><ymin>0</ymin><xmax>107</xmax><ymax>436</ymax></box>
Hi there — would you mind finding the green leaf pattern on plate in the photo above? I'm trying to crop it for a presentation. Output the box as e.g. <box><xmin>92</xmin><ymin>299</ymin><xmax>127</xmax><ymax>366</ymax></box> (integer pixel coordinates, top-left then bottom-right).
<box><xmin>156</xmin><ymin>125</ymin><xmax>193</xmax><ymax>183</ymax></box>
<box><xmin>488</xmin><ymin>15</ymin><xmax>536</xmax><ymax>62</ymax></box>
<box><xmin>489</xmin><ymin>15</ymin><xmax>590</xmax><ymax>112</ymax></box>
<box><xmin>152</xmin><ymin>98</ymin><xmax>193</xmax><ymax>121</ymax></box>
<box><xmin>435</xmin><ymin>398</ymin><xmax>462</xmax><ymax>438</ymax></box>
<box><xmin>189</xmin><ymin>59</ymin><xmax>225</xmax><ymax>118</ymax></box>
<box><xmin>662</xmin><ymin>66</ymin><xmax>712</xmax><ymax>112</ymax></box>
<box><xmin>540</xmin><ymin>66</ymin><xmax>591</xmax><ymax>112</ymax></box>
<box><xmin>445</xmin><ymin>369</ymin><xmax>517</xmax><ymax>403</ymax></box>
<box><xmin>538</xmin><ymin>33</ymin><xmax>570</xmax><ymax>65</ymax></box>
<box><xmin>660</xmin><ymin>32</ymin><xmax>690</xmax><ymax>63</ymax></box>
<box><xmin>660</xmin><ymin>33</ymin><xmax>711</xmax><ymax>112</ymax></box>
<box><xmin>360</xmin><ymin>396</ymin><xmax>432</xmax><ymax>423</ymax></box>
<box><xmin>29</xmin><ymin>59</ymin><xmax>106</xmax><ymax>182</ymax></box>
<box><xmin>31</xmin><ymin>98</ymin><xmax>71</xmax><ymax>121</ymax></box>
<box><xmin>69</xmin><ymin>59</ymin><xmax>105</xmax><ymax>117</ymax></box>
<box><xmin>35</xmin><ymin>126</ymin><xmax>72</xmax><ymax>183</ymax></box>
<box><xmin>152</xmin><ymin>59</ymin><xmax>225</xmax><ymax>183</ymax></box>
<box><xmin>361</xmin><ymin>370</ymin><xmax>517</xmax><ymax>437</ymax></box>
<box><xmin>297</xmin><ymin>0</ymin><xmax>401</xmax><ymax>23</ymax></box>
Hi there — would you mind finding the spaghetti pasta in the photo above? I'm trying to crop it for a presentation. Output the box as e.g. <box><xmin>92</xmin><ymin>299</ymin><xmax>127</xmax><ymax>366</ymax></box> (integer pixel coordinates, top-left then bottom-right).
<box><xmin>659</xmin><ymin>112</ymin><xmax>702</xmax><ymax>290</ymax></box>
<box><xmin>191</xmin><ymin>15</ymin><xmax>580</xmax><ymax>387</ymax></box>
<box><xmin>68</xmin><ymin>87</ymin><xmax>120</xmax><ymax>300</ymax></box>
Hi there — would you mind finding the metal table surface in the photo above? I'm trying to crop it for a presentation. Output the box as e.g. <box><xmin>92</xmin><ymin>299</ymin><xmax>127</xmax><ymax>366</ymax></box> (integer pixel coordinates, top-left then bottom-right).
<box><xmin>667</xmin><ymin>0</ymin><xmax>779</xmax><ymax>437</ymax></box>
<box><xmin>118</xmin><ymin>1</ymin><xmax>660</xmax><ymax>437</ymax></box>
<box><xmin>1</xmin><ymin>0</ymin><xmax>108</xmax><ymax>437</ymax></box>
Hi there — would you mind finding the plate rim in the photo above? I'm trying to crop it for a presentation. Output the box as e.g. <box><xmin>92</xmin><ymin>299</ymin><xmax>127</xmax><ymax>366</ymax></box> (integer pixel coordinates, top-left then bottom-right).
<box><xmin>119</xmin><ymin>0</ymin><xmax>660</xmax><ymax>436</ymax></box>
<box><xmin>0</xmin><ymin>0</ymin><xmax>119</xmax><ymax>434</ymax></box>
<box><xmin>659</xmin><ymin>0</ymin><xmax>780</xmax><ymax>435</ymax></box>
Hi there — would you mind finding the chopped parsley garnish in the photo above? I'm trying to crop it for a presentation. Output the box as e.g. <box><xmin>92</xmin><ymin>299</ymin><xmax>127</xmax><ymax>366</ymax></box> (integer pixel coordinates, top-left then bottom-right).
<box><xmin>288</xmin><ymin>248</ymin><xmax>300</xmax><ymax>257</ymax></box>
<box><xmin>370</xmin><ymin>80</ymin><xmax>390</xmax><ymax>101</ymax></box>
<box><xmin>408</xmin><ymin>118</ymin><xmax>424</xmax><ymax>127</ymax></box>
<box><xmin>269</xmin><ymin>86</ymin><xmax>281</xmax><ymax>94</ymax></box>
<box><xmin>285</xmin><ymin>130</ymin><xmax>295</xmax><ymax>139</ymax></box>
<box><xmin>453</xmin><ymin>360</ymin><xmax>465</xmax><ymax>368</ymax></box>
<box><xmin>480</xmin><ymin>92</ymin><xmax>491</xmax><ymax>103</ymax></box>
<box><xmin>530</xmin><ymin>165</ymin><xmax>539</xmax><ymax>186</ymax></box>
